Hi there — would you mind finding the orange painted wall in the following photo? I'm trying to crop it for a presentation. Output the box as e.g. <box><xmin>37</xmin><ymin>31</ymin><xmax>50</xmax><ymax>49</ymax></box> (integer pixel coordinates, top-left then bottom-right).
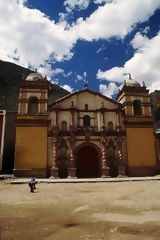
<box><xmin>126</xmin><ymin>128</ymin><xmax>156</xmax><ymax>166</ymax></box>
<box><xmin>15</xmin><ymin>126</ymin><xmax>47</xmax><ymax>169</ymax></box>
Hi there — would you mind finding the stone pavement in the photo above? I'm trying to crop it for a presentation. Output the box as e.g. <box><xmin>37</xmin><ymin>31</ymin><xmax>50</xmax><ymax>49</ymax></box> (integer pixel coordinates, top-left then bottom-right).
<box><xmin>1</xmin><ymin>174</ymin><xmax>160</xmax><ymax>184</ymax></box>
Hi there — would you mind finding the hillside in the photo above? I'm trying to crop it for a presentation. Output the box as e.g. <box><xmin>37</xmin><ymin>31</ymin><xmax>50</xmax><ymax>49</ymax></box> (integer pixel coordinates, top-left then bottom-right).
<box><xmin>0</xmin><ymin>60</ymin><xmax>69</xmax><ymax>111</ymax></box>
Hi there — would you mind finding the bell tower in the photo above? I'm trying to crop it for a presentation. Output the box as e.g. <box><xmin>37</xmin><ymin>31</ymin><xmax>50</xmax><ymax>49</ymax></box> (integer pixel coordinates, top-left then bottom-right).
<box><xmin>15</xmin><ymin>72</ymin><xmax>49</xmax><ymax>177</ymax></box>
<box><xmin>116</xmin><ymin>75</ymin><xmax>156</xmax><ymax>176</ymax></box>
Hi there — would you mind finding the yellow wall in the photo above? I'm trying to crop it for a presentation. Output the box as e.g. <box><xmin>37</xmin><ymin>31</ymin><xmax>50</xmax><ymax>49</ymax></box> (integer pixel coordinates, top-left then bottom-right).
<box><xmin>126</xmin><ymin>128</ymin><xmax>156</xmax><ymax>166</ymax></box>
<box><xmin>15</xmin><ymin>126</ymin><xmax>47</xmax><ymax>169</ymax></box>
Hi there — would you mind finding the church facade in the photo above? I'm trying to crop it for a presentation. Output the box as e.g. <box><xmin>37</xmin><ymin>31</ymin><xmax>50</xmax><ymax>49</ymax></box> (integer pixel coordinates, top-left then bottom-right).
<box><xmin>14</xmin><ymin>73</ymin><xmax>158</xmax><ymax>178</ymax></box>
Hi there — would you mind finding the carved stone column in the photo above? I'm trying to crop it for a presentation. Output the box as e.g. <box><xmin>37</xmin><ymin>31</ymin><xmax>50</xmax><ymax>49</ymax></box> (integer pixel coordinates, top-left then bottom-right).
<box><xmin>68</xmin><ymin>138</ymin><xmax>76</xmax><ymax>178</ymax></box>
<box><xmin>50</xmin><ymin>138</ymin><xmax>59</xmax><ymax>178</ymax></box>
<box><xmin>116</xmin><ymin>138</ymin><xmax>126</xmax><ymax>177</ymax></box>
<box><xmin>101</xmin><ymin>137</ymin><xmax>110</xmax><ymax>177</ymax></box>
<box><xmin>68</xmin><ymin>106</ymin><xmax>76</xmax><ymax>177</ymax></box>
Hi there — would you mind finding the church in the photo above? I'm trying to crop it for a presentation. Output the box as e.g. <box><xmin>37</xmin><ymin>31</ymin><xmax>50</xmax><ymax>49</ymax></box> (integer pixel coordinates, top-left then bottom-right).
<box><xmin>14</xmin><ymin>72</ymin><xmax>158</xmax><ymax>178</ymax></box>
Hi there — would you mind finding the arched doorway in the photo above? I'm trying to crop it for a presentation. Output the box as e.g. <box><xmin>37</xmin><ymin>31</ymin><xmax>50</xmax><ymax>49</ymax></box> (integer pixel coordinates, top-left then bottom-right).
<box><xmin>76</xmin><ymin>145</ymin><xmax>100</xmax><ymax>178</ymax></box>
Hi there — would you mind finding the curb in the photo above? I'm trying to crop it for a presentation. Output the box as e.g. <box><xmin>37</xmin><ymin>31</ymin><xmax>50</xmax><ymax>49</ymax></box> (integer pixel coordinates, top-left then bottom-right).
<box><xmin>6</xmin><ymin>175</ymin><xmax>160</xmax><ymax>184</ymax></box>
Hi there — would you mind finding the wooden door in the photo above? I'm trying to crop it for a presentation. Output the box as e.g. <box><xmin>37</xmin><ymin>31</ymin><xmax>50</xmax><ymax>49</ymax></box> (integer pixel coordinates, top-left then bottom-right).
<box><xmin>77</xmin><ymin>146</ymin><xmax>99</xmax><ymax>178</ymax></box>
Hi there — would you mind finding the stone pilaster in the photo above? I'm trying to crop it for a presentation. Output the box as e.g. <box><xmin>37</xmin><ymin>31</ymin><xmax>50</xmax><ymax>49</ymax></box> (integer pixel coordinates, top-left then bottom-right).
<box><xmin>50</xmin><ymin>138</ymin><xmax>59</xmax><ymax>178</ymax></box>
<box><xmin>101</xmin><ymin>137</ymin><xmax>110</xmax><ymax>178</ymax></box>
<box><xmin>47</xmin><ymin>137</ymin><xmax>52</xmax><ymax>175</ymax></box>
<box><xmin>116</xmin><ymin>138</ymin><xmax>126</xmax><ymax>177</ymax></box>
<box><xmin>68</xmin><ymin>120</ymin><xmax>76</xmax><ymax>178</ymax></box>
<box><xmin>68</xmin><ymin>135</ymin><xmax>76</xmax><ymax>178</ymax></box>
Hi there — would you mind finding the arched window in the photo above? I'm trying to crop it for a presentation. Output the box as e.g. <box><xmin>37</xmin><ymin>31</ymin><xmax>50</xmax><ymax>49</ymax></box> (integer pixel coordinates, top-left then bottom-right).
<box><xmin>83</xmin><ymin>115</ymin><xmax>90</xmax><ymax>128</ymax></box>
<box><xmin>133</xmin><ymin>100</ymin><xmax>142</xmax><ymax>116</ymax></box>
<box><xmin>28</xmin><ymin>97</ymin><xmax>39</xmax><ymax>114</ymax></box>
<box><xmin>108</xmin><ymin>121</ymin><xmax>113</xmax><ymax>132</ymax></box>
<box><xmin>61</xmin><ymin>121</ymin><xmax>67</xmax><ymax>132</ymax></box>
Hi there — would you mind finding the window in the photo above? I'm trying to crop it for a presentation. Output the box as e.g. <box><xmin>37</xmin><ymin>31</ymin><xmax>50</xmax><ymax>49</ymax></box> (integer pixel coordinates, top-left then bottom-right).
<box><xmin>133</xmin><ymin>100</ymin><xmax>142</xmax><ymax>116</ymax></box>
<box><xmin>83</xmin><ymin>115</ymin><xmax>90</xmax><ymax>128</ymax></box>
<box><xmin>61</xmin><ymin>121</ymin><xmax>67</xmax><ymax>132</ymax></box>
<box><xmin>108</xmin><ymin>121</ymin><xmax>113</xmax><ymax>132</ymax></box>
<box><xmin>85</xmin><ymin>104</ymin><xmax>88</xmax><ymax>110</ymax></box>
<box><xmin>28</xmin><ymin>97</ymin><xmax>39</xmax><ymax>114</ymax></box>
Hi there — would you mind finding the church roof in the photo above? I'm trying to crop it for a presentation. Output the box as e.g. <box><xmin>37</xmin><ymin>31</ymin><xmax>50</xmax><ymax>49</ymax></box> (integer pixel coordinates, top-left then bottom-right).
<box><xmin>51</xmin><ymin>88</ymin><xmax>120</xmax><ymax>106</ymax></box>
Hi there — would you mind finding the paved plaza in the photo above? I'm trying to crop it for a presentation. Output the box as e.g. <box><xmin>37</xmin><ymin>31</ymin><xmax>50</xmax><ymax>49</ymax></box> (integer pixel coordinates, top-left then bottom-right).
<box><xmin>0</xmin><ymin>179</ymin><xmax>160</xmax><ymax>240</ymax></box>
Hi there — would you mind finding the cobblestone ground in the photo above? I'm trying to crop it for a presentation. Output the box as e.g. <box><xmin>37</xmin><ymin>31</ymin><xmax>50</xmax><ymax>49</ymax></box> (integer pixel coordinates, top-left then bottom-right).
<box><xmin>0</xmin><ymin>181</ymin><xmax>160</xmax><ymax>240</ymax></box>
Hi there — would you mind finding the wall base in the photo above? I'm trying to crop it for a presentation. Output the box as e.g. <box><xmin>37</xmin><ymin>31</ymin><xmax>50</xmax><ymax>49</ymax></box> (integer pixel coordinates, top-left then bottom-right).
<box><xmin>14</xmin><ymin>168</ymin><xmax>47</xmax><ymax>177</ymax></box>
<box><xmin>127</xmin><ymin>166</ymin><xmax>156</xmax><ymax>177</ymax></box>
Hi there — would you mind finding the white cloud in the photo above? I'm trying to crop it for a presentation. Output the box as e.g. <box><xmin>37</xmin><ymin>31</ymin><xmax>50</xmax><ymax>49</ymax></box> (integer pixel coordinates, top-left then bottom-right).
<box><xmin>97</xmin><ymin>32</ymin><xmax>160</xmax><ymax>92</ymax></box>
<box><xmin>0</xmin><ymin>0</ymin><xmax>160</xmax><ymax>74</ymax></box>
<box><xmin>94</xmin><ymin>0</ymin><xmax>111</xmax><ymax>4</ymax></box>
<box><xmin>63</xmin><ymin>71</ymin><xmax>72</xmax><ymax>77</ymax></box>
<box><xmin>37</xmin><ymin>64</ymin><xmax>53</xmax><ymax>80</ymax></box>
<box><xmin>99</xmin><ymin>82</ymin><xmax>118</xmax><ymax>98</ymax></box>
<box><xmin>0</xmin><ymin>0</ymin><xmax>77</xmax><ymax>68</ymax></box>
<box><xmin>17</xmin><ymin>0</ymin><xmax>27</xmax><ymax>5</ymax></box>
<box><xmin>72</xmin><ymin>0</ymin><xmax>160</xmax><ymax>41</ymax></box>
<box><xmin>142</xmin><ymin>26</ymin><xmax>150</xmax><ymax>34</ymax></box>
<box><xmin>61</xmin><ymin>84</ymin><xmax>74</xmax><ymax>92</ymax></box>
<box><xmin>59</xmin><ymin>0</ymin><xmax>90</xmax><ymax>24</ymax></box>
<box><xmin>97</xmin><ymin>67</ymin><xmax>124</xmax><ymax>82</ymax></box>
<box><xmin>131</xmin><ymin>32</ymin><xmax>150</xmax><ymax>50</ymax></box>
<box><xmin>64</xmin><ymin>0</ymin><xmax>90</xmax><ymax>12</ymax></box>
<box><xmin>75</xmin><ymin>72</ymin><xmax>87</xmax><ymax>82</ymax></box>
<box><xmin>96</xmin><ymin>44</ymin><xmax>106</xmax><ymax>54</ymax></box>
<box><xmin>52</xmin><ymin>68</ymin><xmax>64</xmax><ymax>75</ymax></box>
<box><xmin>37</xmin><ymin>64</ymin><xmax>64</xmax><ymax>81</ymax></box>
<box><xmin>37</xmin><ymin>64</ymin><xmax>72</xmax><ymax>81</ymax></box>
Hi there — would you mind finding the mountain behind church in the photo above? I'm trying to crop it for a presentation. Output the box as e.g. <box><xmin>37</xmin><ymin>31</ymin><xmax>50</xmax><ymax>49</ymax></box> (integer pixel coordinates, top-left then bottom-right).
<box><xmin>0</xmin><ymin>60</ymin><xmax>69</xmax><ymax>111</ymax></box>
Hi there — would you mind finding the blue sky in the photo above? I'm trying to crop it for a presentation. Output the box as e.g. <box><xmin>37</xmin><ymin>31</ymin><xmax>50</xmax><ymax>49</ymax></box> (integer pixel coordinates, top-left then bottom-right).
<box><xmin>0</xmin><ymin>0</ymin><xmax>160</xmax><ymax>98</ymax></box>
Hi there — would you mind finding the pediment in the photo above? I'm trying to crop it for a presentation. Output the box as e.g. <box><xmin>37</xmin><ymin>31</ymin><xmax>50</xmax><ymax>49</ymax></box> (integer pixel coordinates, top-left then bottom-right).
<box><xmin>50</xmin><ymin>88</ymin><xmax>119</xmax><ymax>110</ymax></box>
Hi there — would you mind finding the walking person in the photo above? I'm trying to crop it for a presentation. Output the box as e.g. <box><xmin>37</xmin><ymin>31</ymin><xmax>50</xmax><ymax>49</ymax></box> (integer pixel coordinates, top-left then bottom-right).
<box><xmin>28</xmin><ymin>175</ymin><xmax>37</xmax><ymax>193</ymax></box>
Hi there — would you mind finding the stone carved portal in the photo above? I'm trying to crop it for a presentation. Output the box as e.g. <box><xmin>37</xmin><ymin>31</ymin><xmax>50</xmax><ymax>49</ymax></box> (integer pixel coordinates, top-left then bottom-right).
<box><xmin>57</xmin><ymin>145</ymin><xmax>69</xmax><ymax>178</ymax></box>
<box><xmin>107</xmin><ymin>140</ymin><xmax>118</xmax><ymax>177</ymax></box>
<box><xmin>76</xmin><ymin>146</ymin><xmax>99</xmax><ymax>178</ymax></box>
